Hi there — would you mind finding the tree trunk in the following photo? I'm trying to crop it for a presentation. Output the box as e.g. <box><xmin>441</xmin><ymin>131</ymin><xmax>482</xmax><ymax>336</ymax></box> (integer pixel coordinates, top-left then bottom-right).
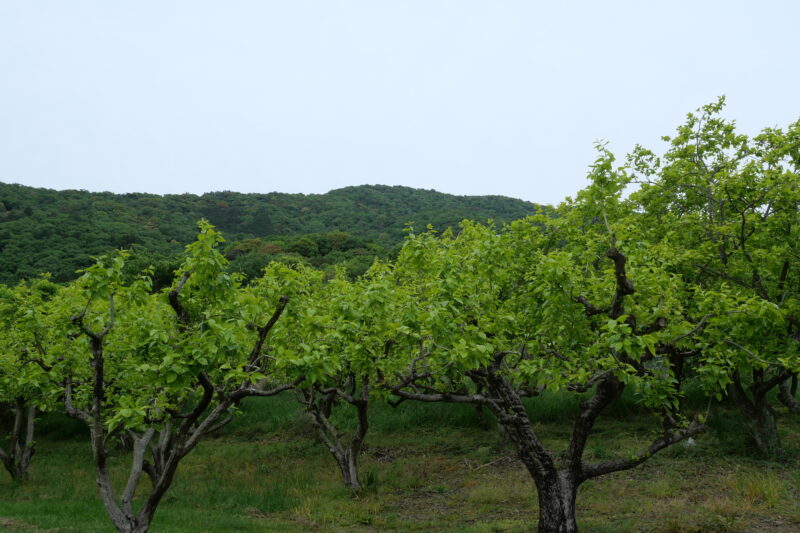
<box><xmin>109</xmin><ymin>516</ymin><xmax>151</xmax><ymax>533</ymax></box>
<box><xmin>337</xmin><ymin>448</ymin><xmax>361</xmax><ymax>490</ymax></box>
<box><xmin>778</xmin><ymin>375</ymin><xmax>800</xmax><ymax>413</ymax></box>
<box><xmin>301</xmin><ymin>386</ymin><xmax>369</xmax><ymax>490</ymax></box>
<box><xmin>0</xmin><ymin>403</ymin><xmax>36</xmax><ymax>481</ymax></box>
<box><xmin>535</xmin><ymin>471</ymin><xmax>579</xmax><ymax>533</ymax></box>
<box><xmin>479</xmin><ymin>371</ymin><xmax>581</xmax><ymax>532</ymax></box>
<box><xmin>752</xmin><ymin>394</ymin><xmax>781</xmax><ymax>456</ymax></box>
<box><xmin>728</xmin><ymin>374</ymin><xmax>782</xmax><ymax>456</ymax></box>
<box><xmin>509</xmin><ymin>432</ymin><xmax>581</xmax><ymax>532</ymax></box>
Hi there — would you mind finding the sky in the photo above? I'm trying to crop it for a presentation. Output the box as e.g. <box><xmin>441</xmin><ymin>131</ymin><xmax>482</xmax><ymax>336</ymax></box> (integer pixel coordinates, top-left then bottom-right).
<box><xmin>1</xmin><ymin>1</ymin><xmax>798</xmax><ymax>206</ymax></box>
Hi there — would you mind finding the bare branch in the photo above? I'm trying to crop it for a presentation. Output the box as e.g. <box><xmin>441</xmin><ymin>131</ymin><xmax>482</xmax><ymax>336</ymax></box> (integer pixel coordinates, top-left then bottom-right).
<box><xmin>63</xmin><ymin>378</ymin><xmax>92</xmax><ymax>424</ymax></box>
<box><xmin>669</xmin><ymin>313</ymin><xmax>714</xmax><ymax>344</ymax></box>
<box><xmin>247</xmin><ymin>295</ymin><xmax>289</xmax><ymax>368</ymax></box>
<box><xmin>567</xmin><ymin>377</ymin><xmax>623</xmax><ymax>463</ymax></box>
<box><xmin>606</xmin><ymin>243</ymin><xmax>635</xmax><ymax>319</ymax></box>
<box><xmin>230</xmin><ymin>376</ymin><xmax>305</xmax><ymax>401</ymax></box>
<box><xmin>121</xmin><ymin>429</ymin><xmax>155</xmax><ymax>512</ymax></box>
<box><xmin>566</xmin><ymin>369</ymin><xmax>614</xmax><ymax>393</ymax></box>
<box><xmin>581</xmin><ymin>418</ymin><xmax>705</xmax><ymax>480</ymax></box>
<box><xmin>177</xmin><ymin>372</ymin><xmax>214</xmax><ymax>435</ymax></box>
<box><xmin>390</xmin><ymin>388</ymin><xmax>490</xmax><ymax>405</ymax></box>
<box><xmin>723</xmin><ymin>339</ymin><xmax>773</xmax><ymax>367</ymax></box>
<box><xmin>168</xmin><ymin>271</ymin><xmax>191</xmax><ymax>327</ymax></box>
<box><xmin>574</xmin><ymin>296</ymin><xmax>608</xmax><ymax>317</ymax></box>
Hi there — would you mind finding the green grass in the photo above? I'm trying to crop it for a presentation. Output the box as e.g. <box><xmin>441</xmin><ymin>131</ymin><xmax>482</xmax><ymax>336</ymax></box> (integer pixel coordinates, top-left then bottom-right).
<box><xmin>0</xmin><ymin>392</ymin><xmax>798</xmax><ymax>532</ymax></box>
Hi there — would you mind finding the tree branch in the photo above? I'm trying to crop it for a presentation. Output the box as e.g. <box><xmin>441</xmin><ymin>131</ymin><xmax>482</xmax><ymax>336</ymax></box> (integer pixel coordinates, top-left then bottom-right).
<box><xmin>567</xmin><ymin>377</ymin><xmax>623</xmax><ymax>465</ymax></box>
<box><xmin>120</xmin><ymin>429</ymin><xmax>155</xmax><ymax>513</ymax></box>
<box><xmin>168</xmin><ymin>271</ymin><xmax>191</xmax><ymax>328</ymax></box>
<box><xmin>574</xmin><ymin>296</ymin><xmax>608</xmax><ymax>317</ymax></box>
<box><xmin>606</xmin><ymin>241</ymin><xmax>635</xmax><ymax>319</ymax></box>
<box><xmin>247</xmin><ymin>295</ymin><xmax>289</xmax><ymax>368</ymax></box>
<box><xmin>63</xmin><ymin>378</ymin><xmax>91</xmax><ymax>424</ymax></box>
<box><xmin>230</xmin><ymin>376</ymin><xmax>305</xmax><ymax>402</ymax></box>
<box><xmin>581</xmin><ymin>418</ymin><xmax>705</xmax><ymax>480</ymax></box>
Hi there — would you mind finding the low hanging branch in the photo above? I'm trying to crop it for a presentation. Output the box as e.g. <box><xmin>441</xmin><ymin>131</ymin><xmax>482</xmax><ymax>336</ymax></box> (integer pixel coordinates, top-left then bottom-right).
<box><xmin>605</xmin><ymin>240</ymin><xmax>635</xmax><ymax>319</ymax></box>
<box><xmin>581</xmin><ymin>418</ymin><xmax>705</xmax><ymax>479</ymax></box>
<box><xmin>246</xmin><ymin>295</ymin><xmax>289</xmax><ymax>371</ymax></box>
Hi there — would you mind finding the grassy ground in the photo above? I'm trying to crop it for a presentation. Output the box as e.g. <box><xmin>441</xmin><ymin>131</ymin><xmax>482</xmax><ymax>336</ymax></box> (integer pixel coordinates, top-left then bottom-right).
<box><xmin>0</xmin><ymin>392</ymin><xmax>798</xmax><ymax>532</ymax></box>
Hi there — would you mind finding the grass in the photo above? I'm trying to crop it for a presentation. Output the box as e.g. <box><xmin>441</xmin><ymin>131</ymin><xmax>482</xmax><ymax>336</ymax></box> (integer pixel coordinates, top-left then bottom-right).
<box><xmin>0</xmin><ymin>391</ymin><xmax>798</xmax><ymax>532</ymax></box>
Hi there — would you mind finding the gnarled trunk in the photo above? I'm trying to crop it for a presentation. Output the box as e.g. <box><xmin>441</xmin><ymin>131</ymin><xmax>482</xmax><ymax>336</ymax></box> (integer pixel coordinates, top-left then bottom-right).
<box><xmin>479</xmin><ymin>370</ymin><xmax>590</xmax><ymax>533</ymax></box>
<box><xmin>0</xmin><ymin>402</ymin><xmax>36</xmax><ymax>481</ymax></box>
<box><xmin>299</xmin><ymin>381</ymin><xmax>370</xmax><ymax>490</ymax></box>
<box><xmin>108</xmin><ymin>516</ymin><xmax>152</xmax><ymax>533</ymax></box>
<box><xmin>338</xmin><ymin>448</ymin><xmax>362</xmax><ymax>490</ymax></box>
<box><xmin>728</xmin><ymin>372</ymin><xmax>783</xmax><ymax>456</ymax></box>
<box><xmin>535</xmin><ymin>471</ymin><xmax>579</xmax><ymax>533</ymax></box>
<box><xmin>752</xmin><ymin>396</ymin><xmax>781</xmax><ymax>456</ymax></box>
<box><xmin>489</xmin><ymin>396</ymin><xmax>581</xmax><ymax>533</ymax></box>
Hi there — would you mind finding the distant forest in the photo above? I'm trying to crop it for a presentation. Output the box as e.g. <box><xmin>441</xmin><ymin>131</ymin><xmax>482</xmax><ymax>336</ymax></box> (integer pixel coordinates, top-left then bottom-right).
<box><xmin>0</xmin><ymin>182</ymin><xmax>540</xmax><ymax>284</ymax></box>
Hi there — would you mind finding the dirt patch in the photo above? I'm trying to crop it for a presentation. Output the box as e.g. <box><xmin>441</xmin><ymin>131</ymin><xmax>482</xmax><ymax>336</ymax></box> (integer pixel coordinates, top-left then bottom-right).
<box><xmin>0</xmin><ymin>518</ymin><xmax>61</xmax><ymax>532</ymax></box>
<box><xmin>739</xmin><ymin>516</ymin><xmax>800</xmax><ymax>533</ymax></box>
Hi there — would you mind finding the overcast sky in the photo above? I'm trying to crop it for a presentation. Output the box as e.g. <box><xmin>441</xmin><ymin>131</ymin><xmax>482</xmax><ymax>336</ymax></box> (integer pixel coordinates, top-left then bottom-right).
<box><xmin>1</xmin><ymin>2</ymin><xmax>798</xmax><ymax>206</ymax></box>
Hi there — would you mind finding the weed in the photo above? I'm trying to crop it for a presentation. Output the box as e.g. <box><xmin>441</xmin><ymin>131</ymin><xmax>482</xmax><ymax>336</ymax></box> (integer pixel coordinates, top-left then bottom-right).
<box><xmin>0</xmin><ymin>400</ymin><xmax>797</xmax><ymax>532</ymax></box>
<box><xmin>735</xmin><ymin>471</ymin><xmax>783</xmax><ymax>507</ymax></box>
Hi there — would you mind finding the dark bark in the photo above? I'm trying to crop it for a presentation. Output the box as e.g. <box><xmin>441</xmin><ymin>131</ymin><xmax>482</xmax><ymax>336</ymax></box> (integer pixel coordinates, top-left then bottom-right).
<box><xmin>0</xmin><ymin>401</ymin><xmax>36</xmax><ymax>481</ymax></box>
<box><xmin>299</xmin><ymin>377</ymin><xmax>370</xmax><ymax>490</ymax></box>
<box><xmin>446</xmin><ymin>369</ymin><xmax>701</xmax><ymax>533</ymax></box>
<box><xmin>535</xmin><ymin>471</ymin><xmax>579</xmax><ymax>533</ymax></box>
<box><xmin>753</xmin><ymin>400</ymin><xmax>781</xmax><ymax>456</ymax></box>
<box><xmin>728</xmin><ymin>372</ymin><xmax>784</xmax><ymax>456</ymax></box>
<box><xmin>479</xmin><ymin>371</ymin><xmax>578</xmax><ymax>533</ymax></box>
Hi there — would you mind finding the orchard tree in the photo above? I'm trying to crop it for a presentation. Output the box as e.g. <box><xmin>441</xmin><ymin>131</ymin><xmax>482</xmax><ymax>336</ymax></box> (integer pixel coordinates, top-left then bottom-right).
<box><xmin>627</xmin><ymin>98</ymin><xmax>800</xmax><ymax>454</ymax></box>
<box><xmin>58</xmin><ymin>222</ymin><xmax>300</xmax><ymax>533</ymax></box>
<box><xmin>276</xmin><ymin>263</ymin><xmax>408</xmax><ymax>489</ymax></box>
<box><xmin>0</xmin><ymin>277</ymin><xmax>61</xmax><ymax>480</ymax></box>
<box><xmin>384</xmin><ymin>157</ymin><xmax>712</xmax><ymax>533</ymax></box>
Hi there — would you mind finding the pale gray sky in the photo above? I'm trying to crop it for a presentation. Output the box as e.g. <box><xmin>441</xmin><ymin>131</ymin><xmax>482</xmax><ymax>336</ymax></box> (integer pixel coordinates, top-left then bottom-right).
<box><xmin>1</xmin><ymin>1</ymin><xmax>798</xmax><ymax>205</ymax></box>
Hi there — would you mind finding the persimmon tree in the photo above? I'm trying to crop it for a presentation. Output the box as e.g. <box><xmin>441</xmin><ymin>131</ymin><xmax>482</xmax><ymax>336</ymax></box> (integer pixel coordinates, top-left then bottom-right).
<box><xmin>627</xmin><ymin>98</ymin><xmax>800</xmax><ymax>454</ymax></box>
<box><xmin>384</xmin><ymin>157</ymin><xmax>714</xmax><ymax>532</ymax></box>
<box><xmin>0</xmin><ymin>277</ymin><xmax>61</xmax><ymax>480</ymax></box>
<box><xmin>276</xmin><ymin>264</ymin><xmax>407</xmax><ymax>489</ymax></box>
<box><xmin>58</xmin><ymin>222</ymin><xmax>299</xmax><ymax>533</ymax></box>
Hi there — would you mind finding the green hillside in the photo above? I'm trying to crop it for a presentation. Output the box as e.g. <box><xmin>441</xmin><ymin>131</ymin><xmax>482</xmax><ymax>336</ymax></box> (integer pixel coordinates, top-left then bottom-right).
<box><xmin>0</xmin><ymin>182</ymin><xmax>540</xmax><ymax>283</ymax></box>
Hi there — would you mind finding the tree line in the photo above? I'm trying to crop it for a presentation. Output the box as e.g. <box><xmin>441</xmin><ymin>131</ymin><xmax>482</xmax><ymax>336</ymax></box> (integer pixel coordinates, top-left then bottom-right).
<box><xmin>1</xmin><ymin>98</ymin><xmax>798</xmax><ymax>533</ymax></box>
<box><xmin>0</xmin><ymin>183</ymin><xmax>538</xmax><ymax>284</ymax></box>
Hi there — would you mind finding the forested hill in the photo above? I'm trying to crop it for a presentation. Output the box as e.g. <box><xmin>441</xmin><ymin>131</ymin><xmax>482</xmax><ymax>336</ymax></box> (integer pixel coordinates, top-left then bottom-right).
<box><xmin>0</xmin><ymin>182</ymin><xmax>540</xmax><ymax>283</ymax></box>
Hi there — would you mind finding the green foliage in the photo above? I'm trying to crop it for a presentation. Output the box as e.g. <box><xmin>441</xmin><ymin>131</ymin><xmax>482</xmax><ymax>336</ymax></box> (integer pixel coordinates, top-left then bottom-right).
<box><xmin>386</xmin><ymin>209</ymin><xmax>698</xmax><ymax>415</ymax></box>
<box><xmin>225</xmin><ymin>231</ymin><xmax>386</xmax><ymax>283</ymax></box>
<box><xmin>624</xmin><ymin>99</ymin><xmax>800</xmax><ymax>453</ymax></box>
<box><xmin>0</xmin><ymin>99</ymin><xmax>797</xmax><ymax>529</ymax></box>
<box><xmin>0</xmin><ymin>184</ymin><xmax>539</xmax><ymax>284</ymax></box>
<box><xmin>55</xmin><ymin>221</ymin><xmax>306</xmax><ymax>434</ymax></box>
<box><xmin>0</xmin><ymin>277</ymin><xmax>63</xmax><ymax>413</ymax></box>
